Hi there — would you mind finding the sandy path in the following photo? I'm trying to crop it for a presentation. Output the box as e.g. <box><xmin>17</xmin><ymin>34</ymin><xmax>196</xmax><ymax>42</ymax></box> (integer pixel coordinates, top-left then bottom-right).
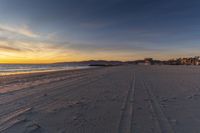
<box><xmin>1</xmin><ymin>65</ymin><xmax>200</xmax><ymax>133</ymax></box>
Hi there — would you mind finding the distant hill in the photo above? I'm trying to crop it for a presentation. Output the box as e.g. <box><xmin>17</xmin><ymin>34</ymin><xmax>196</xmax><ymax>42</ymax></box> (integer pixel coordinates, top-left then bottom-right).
<box><xmin>54</xmin><ymin>60</ymin><xmax>124</xmax><ymax>66</ymax></box>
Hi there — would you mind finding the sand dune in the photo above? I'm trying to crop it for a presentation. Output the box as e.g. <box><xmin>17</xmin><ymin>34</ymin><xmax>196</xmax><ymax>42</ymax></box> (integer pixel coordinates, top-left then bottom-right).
<box><xmin>1</xmin><ymin>65</ymin><xmax>200</xmax><ymax>133</ymax></box>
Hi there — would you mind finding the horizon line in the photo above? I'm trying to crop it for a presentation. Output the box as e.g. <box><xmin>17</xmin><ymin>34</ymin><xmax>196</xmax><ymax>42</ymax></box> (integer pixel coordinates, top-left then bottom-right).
<box><xmin>1</xmin><ymin>56</ymin><xmax>200</xmax><ymax>65</ymax></box>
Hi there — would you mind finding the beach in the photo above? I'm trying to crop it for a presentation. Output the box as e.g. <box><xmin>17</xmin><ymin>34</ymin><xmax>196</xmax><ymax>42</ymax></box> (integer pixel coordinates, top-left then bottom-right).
<box><xmin>1</xmin><ymin>65</ymin><xmax>200</xmax><ymax>133</ymax></box>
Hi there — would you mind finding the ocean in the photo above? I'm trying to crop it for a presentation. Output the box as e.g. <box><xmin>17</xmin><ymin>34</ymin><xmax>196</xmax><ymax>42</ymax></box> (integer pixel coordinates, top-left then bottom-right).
<box><xmin>0</xmin><ymin>64</ymin><xmax>91</xmax><ymax>75</ymax></box>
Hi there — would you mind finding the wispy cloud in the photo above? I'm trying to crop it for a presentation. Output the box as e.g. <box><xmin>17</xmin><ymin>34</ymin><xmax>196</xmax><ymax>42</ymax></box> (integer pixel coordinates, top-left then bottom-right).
<box><xmin>0</xmin><ymin>45</ymin><xmax>21</xmax><ymax>52</ymax></box>
<box><xmin>0</xmin><ymin>38</ymin><xmax>71</xmax><ymax>63</ymax></box>
<box><xmin>0</xmin><ymin>24</ymin><xmax>38</xmax><ymax>38</ymax></box>
<box><xmin>66</xmin><ymin>42</ymin><xmax>164</xmax><ymax>53</ymax></box>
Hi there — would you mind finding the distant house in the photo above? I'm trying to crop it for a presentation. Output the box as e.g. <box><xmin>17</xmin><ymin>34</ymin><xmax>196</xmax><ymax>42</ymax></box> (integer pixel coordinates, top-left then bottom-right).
<box><xmin>144</xmin><ymin>58</ymin><xmax>153</xmax><ymax>65</ymax></box>
<box><xmin>181</xmin><ymin>58</ymin><xmax>188</xmax><ymax>65</ymax></box>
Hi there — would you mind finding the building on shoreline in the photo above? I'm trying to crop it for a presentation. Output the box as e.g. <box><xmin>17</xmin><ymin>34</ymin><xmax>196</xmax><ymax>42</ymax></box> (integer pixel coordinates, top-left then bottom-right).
<box><xmin>133</xmin><ymin>56</ymin><xmax>200</xmax><ymax>65</ymax></box>
<box><xmin>163</xmin><ymin>56</ymin><xmax>200</xmax><ymax>65</ymax></box>
<box><xmin>179</xmin><ymin>56</ymin><xmax>200</xmax><ymax>65</ymax></box>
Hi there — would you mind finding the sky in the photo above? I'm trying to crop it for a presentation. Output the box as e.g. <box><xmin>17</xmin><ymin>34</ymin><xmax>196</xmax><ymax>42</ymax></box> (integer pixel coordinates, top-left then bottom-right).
<box><xmin>0</xmin><ymin>0</ymin><xmax>200</xmax><ymax>63</ymax></box>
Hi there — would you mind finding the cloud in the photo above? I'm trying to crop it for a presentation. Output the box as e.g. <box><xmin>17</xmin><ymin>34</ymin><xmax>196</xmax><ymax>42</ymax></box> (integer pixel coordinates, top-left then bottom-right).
<box><xmin>66</xmin><ymin>42</ymin><xmax>164</xmax><ymax>53</ymax></box>
<box><xmin>0</xmin><ymin>45</ymin><xmax>21</xmax><ymax>51</ymax></box>
<box><xmin>0</xmin><ymin>24</ymin><xmax>38</xmax><ymax>38</ymax></box>
<box><xmin>0</xmin><ymin>36</ymin><xmax>70</xmax><ymax>55</ymax></box>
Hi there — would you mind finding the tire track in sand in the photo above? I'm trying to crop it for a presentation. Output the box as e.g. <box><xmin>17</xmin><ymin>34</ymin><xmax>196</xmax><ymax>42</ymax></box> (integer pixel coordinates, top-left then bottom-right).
<box><xmin>143</xmin><ymin>79</ymin><xmax>175</xmax><ymax>133</ymax></box>
<box><xmin>118</xmin><ymin>72</ymin><xmax>135</xmax><ymax>133</ymax></box>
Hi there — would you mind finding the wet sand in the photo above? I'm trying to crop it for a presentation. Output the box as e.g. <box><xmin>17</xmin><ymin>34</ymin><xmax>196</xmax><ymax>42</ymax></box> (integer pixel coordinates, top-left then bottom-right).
<box><xmin>1</xmin><ymin>65</ymin><xmax>200</xmax><ymax>133</ymax></box>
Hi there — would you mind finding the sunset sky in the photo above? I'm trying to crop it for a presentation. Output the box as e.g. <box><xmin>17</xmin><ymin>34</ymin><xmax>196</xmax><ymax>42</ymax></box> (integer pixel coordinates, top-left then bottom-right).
<box><xmin>0</xmin><ymin>0</ymin><xmax>200</xmax><ymax>63</ymax></box>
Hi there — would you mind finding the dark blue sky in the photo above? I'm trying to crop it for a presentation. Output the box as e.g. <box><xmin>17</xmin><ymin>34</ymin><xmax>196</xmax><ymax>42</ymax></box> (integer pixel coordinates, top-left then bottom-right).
<box><xmin>0</xmin><ymin>0</ymin><xmax>200</xmax><ymax>62</ymax></box>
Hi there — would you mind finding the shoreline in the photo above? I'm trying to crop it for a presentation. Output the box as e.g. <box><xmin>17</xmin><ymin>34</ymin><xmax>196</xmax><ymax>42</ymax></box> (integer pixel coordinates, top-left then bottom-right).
<box><xmin>0</xmin><ymin>66</ymin><xmax>103</xmax><ymax>94</ymax></box>
<box><xmin>0</xmin><ymin>66</ymin><xmax>94</xmax><ymax>76</ymax></box>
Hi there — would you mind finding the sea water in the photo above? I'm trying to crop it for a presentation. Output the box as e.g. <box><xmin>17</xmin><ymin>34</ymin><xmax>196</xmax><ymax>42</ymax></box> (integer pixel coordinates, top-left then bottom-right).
<box><xmin>0</xmin><ymin>64</ymin><xmax>91</xmax><ymax>75</ymax></box>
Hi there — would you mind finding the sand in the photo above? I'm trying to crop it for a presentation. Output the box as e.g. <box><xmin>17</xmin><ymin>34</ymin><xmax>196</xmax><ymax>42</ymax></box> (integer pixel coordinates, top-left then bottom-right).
<box><xmin>1</xmin><ymin>65</ymin><xmax>200</xmax><ymax>133</ymax></box>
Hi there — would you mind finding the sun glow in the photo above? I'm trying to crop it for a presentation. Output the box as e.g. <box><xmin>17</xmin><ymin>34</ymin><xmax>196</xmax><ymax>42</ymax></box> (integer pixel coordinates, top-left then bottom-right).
<box><xmin>0</xmin><ymin>24</ymin><xmax>175</xmax><ymax>64</ymax></box>
<box><xmin>0</xmin><ymin>41</ymin><xmax>140</xmax><ymax>64</ymax></box>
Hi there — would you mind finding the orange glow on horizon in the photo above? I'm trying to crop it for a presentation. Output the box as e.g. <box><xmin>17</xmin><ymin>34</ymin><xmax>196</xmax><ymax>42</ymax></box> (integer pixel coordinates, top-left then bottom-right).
<box><xmin>0</xmin><ymin>48</ymin><xmax>143</xmax><ymax>64</ymax></box>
